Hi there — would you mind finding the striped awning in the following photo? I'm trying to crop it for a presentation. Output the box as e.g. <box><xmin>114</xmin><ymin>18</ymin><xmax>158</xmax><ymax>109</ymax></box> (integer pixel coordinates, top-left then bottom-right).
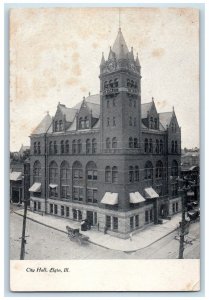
<box><xmin>130</xmin><ymin>192</ymin><xmax>145</xmax><ymax>203</ymax></box>
<box><xmin>29</xmin><ymin>182</ymin><xmax>41</xmax><ymax>192</ymax></box>
<box><xmin>144</xmin><ymin>187</ymin><xmax>159</xmax><ymax>199</ymax></box>
<box><xmin>101</xmin><ymin>192</ymin><xmax>118</xmax><ymax>205</ymax></box>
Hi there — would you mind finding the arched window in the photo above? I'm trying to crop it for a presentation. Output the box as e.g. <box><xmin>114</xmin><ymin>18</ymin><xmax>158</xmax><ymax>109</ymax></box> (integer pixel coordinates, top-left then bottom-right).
<box><xmin>175</xmin><ymin>141</ymin><xmax>178</xmax><ymax>153</ymax></box>
<box><xmin>72</xmin><ymin>140</ymin><xmax>76</xmax><ymax>154</ymax></box>
<box><xmin>156</xmin><ymin>139</ymin><xmax>159</xmax><ymax>153</ymax></box>
<box><xmin>86</xmin><ymin>161</ymin><xmax>97</xmax><ymax>181</ymax></box>
<box><xmin>129</xmin><ymin>166</ymin><xmax>134</xmax><ymax>182</ymax></box>
<box><xmin>59</xmin><ymin>120</ymin><xmax>63</xmax><ymax>131</ymax></box>
<box><xmin>61</xmin><ymin>140</ymin><xmax>64</xmax><ymax>154</ymax></box>
<box><xmin>106</xmin><ymin>138</ymin><xmax>110</xmax><ymax>149</ymax></box>
<box><xmin>160</xmin><ymin>140</ymin><xmax>163</xmax><ymax>153</ymax></box>
<box><xmin>49</xmin><ymin>141</ymin><xmax>53</xmax><ymax>154</ymax></box>
<box><xmin>54</xmin><ymin>141</ymin><xmax>57</xmax><ymax>154</ymax></box>
<box><xmin>65</xmin><ymin>140</ymin><xmax>69</xmax><ymax>153</ymax></box>
<box><xmin>85</xmin><ymin>116</ymin><xmax>89</xmax><ymax>129</ymax></box>
<box><xmin>78</xmin><ymin>139</ymin><xmax>82</xmax><ymax>154</ymax></box>
<box><xmin>72</xmin><ymin>161</ymin><xmax>83</xmax><ymax>179</ymax></box>
<box><xmin>33</xmin><ymin>160</ymin><xmax>41</xmax><ymax>182</ymax></box>
<box><xmin>127</xmin><ymin>79</ymin><xmax>130</xmax><ymax>87</ymax></box>
<box><xmin>134</xmin><ymin>138</ymin><xmax>138</xmax><ymax>148</ymax></box>
<box><xmin>86</xmin><ymin>139</ymin><xmax>91</xmax><ymax>154</ymax></box>
<box><xmin>112</xmin><ymin>166</ymin><xmax>118</xmax><ymax>183</ymax></box>
<box><xmin>34</xmin><ymin>142</ymin><xmax>37</xmax><ymax>154</ymax></box>
<box><xmin>92</xmin><ymin>139</ymin><xmax>97</xmax><ymax>154</ymax></box>
<box><xmin>171</xmin><ymin>160</ymin><xmax>178</xmax><ymax>177</ymax></box>
<box><xmin>144</xmin><ymin>161</ymin><xmax>153</xmax><ymax>180</ymax></box>
<box><xmin>129</xmin><ymin>137</ymin><xmax>133</xmax><ymax>148</ymax></box>
<box><xmin>171</xmin><ymin>141</ymin><xmax>174</xmax><ymax>153</ymax></box>
<box><xmin>149</xmin><ymin>139</ymin><xmax>153</xmax><ymax>153</ymax></box>
<box><xmin>114</xmin><ymin>78</ymin><xmax>118</xmax><ymax>88</ymax></box>
<box><xmin>37</xmin><ymin>142</ymin><xmax>40</xmax><ymax>154</ymax></box>
<box><xmin>60</xmin><ymin>161</ymin><xmax>70</xmax><ymax>199</ymax></box>
<box><xmin>144</xmin><ymin>138</ymin><xmax>148</xmax><ymax>153</ymax></box>
<box><xmin>112</xmin><ymin>137</ymin><xmax>117</xmax><ymax>149</ymax></box>
<box><xmin>156</xmin><ymin>160</ymin><xmax>163</xmax><ymax>178</ymax></box>
<box><xmin>129</xmin><ymin>117</ymin><xmax>132</xmax><ymax>126</ymax></box>
<box><xmin>54</xmin><ymin>121</ymin><xmax>58</xmax><ymax>132</ymax></box>
<box><xmin>135</xmin><ymin>166</ymin><xmax>139</xmax><ymax>182</ymax></box>
<box><xmin>105</xmin><ymin>166</ymin><xmax>111</xmax><ymax>183</ymax></box>
<box><xmin>79</xmin><ymin>117</ymin><xmax>83</xmax><ymax>129</ymax></box>
<box><xmin>49</xmin><ymin>161</ymin><xmax>58</xmax><ymax>184</ymax></box>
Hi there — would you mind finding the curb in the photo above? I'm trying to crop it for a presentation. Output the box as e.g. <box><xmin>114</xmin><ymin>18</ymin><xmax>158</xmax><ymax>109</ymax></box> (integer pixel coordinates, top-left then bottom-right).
<box><xmin>12</xmin><ymin>210</ymin><xmax>178</xmax><ymax>253</ymax></box>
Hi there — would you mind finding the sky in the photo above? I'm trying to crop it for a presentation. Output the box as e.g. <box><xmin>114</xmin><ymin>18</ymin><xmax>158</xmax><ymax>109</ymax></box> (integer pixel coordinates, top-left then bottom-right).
<box><xmin>10</xmin><ymin>7</ymin><xmax>199</xmax><ymax>151</ymax></box>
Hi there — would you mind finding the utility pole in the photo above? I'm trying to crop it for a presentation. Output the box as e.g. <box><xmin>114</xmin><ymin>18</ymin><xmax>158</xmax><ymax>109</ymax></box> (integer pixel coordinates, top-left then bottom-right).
<box><xmin>20</xmin><ymin>199</ymin><xmax>28</xmax><ymax>260</ymax></box>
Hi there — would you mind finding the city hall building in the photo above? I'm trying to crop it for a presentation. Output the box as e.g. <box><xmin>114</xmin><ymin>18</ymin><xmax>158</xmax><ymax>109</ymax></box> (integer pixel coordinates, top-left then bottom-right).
<box><xmin>29</xmin><ymin>28</ymin><xmax>181</xmax><ymax>238</ymax></box>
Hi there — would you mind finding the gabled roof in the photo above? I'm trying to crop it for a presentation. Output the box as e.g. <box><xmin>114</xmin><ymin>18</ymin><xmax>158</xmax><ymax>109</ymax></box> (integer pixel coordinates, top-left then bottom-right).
<box><xmin>141</xmin><ymin>102</ymin><xmax>152</xmax><ymax>118</ymax></box>
<box><xmin>58</xmin><ymin>104</ymin><xmax>78</xmax><ymax>123</ymax></box>
<box><xmin>158</xmin><ymin>112</ymin><xmax>173</xmax><ymax>129</ymax></box>
<box><xmin>73</xmin><ymin>94</ymin><xmax>100</xmax><ymax>119</ymax></box>
<box><xmin>32</xmin><ymin>113</ymin><xmax>52</xmax><ymax>135</ymax></box>
<box><xmin>112</xmin><ymin>28</ymin><xmax>129</xmax><ymax>58</ymax></box>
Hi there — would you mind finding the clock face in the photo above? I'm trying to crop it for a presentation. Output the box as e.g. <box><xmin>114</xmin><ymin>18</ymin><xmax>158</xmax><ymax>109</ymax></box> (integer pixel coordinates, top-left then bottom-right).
<box><xmin>130</xmin><ymin>63</ymin><xmax>136</xmax><ymax>71</ymax></box>
<box><xmin>107</xmin><ymin>61</ymin><xmax>115</xmax><ymax>72</ymax></box>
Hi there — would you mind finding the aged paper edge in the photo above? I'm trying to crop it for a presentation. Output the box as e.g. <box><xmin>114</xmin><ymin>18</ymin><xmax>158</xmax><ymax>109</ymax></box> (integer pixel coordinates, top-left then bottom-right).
<box><xmin>10</xmin><ymin>259</ymin><xmax>200</xmax><ymax>292</ymax></box>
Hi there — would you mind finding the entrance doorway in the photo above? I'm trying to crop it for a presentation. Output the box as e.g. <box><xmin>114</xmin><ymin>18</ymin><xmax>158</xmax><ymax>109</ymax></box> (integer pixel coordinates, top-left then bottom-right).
<box><xmin>12</xmin><ymin>188</ymin><xmax>22</xmax><ymax>204</ymax></box>
<box><xmin>159</xmin><ymin>204</ymin><xmax>168</xmax><ymax>218</ymax></box>
<box><xmin>87</xmin><ymin>211</ymin><xmax>94</xmax><ymax>226</ymax></box>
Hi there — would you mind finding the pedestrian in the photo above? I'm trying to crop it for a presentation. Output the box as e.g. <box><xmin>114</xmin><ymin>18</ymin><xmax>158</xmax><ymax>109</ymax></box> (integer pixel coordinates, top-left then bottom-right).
<box><xmin>129</xmin><ymin>232</ymin><xmax>133</xmax><ymax>241</ymax></box>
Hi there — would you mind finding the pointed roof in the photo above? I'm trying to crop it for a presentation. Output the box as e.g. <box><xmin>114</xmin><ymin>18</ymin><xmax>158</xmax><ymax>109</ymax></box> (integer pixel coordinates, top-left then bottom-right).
<box><xmin>135</xmin><ymin>53</ymin><xmax>140</xmax><ymax>67</ymax></box>
<box><xmin>58</xmin><ymin>104</ymin><xmax>78</xmax><ymax>123</ymax></box>
<box><xmin>158</xmin><ymin>112</ymin><xmax>173</xmax><ymax>128</ymax></box>
<box><xmin>141</xmin><ymin>102</ymin><xmax>153</xmax><ymax>118</ymax></box>
<box><xmin>100</xmin><ymin>52</ymin><xmax>105</xmax><ymax>66</ymax></box>
<box><xmin>72</xmin><ymin>94</ymin><xmax>100</xmax><ymax>119</ymax></box>
<box><xmin>112</xmin><ymin>28</ymin><xmax>129</xmax><ymax>58</ymax></box>
<box><xmin>32</xmin><ymin>113</ymin><xmax>52</xmax><ymax>135</ymax></box>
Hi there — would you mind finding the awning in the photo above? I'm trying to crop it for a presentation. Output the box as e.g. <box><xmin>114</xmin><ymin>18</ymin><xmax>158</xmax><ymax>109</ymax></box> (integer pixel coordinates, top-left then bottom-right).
<box><xmin>130</xmin><ymin>192</ymin><xmax>145</xmax><ymax>203</ymax></box>
<box><xmin>29</xmin><ymin>182</ymin><xmax>41</xmax><ymax>192</ymax></box>
<box><xmin>10</xmin><ymin>172</ymin><xmax>22</xmax><ymax>181</ymax></box>
<box><xmin>101</xmin><ymin>192</ymin><xmax>118</xmax><ymax>205</ymax></box>
<box><xmin>49</xmin><ymin>184</ymin><xmax>58</xmax><ymax>189</ymax></box>
<box><xmin>144</xmin><ymin>187</ymin><xmax>159</xmax><ymax>199</ymax></box>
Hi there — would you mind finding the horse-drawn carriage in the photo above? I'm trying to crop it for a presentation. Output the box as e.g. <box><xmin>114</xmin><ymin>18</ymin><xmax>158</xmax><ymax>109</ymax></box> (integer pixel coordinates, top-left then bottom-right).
<box><xmin>66</xmin><ymin>226</ymin><xmax>89</xmax><ymax>245</ymax></box>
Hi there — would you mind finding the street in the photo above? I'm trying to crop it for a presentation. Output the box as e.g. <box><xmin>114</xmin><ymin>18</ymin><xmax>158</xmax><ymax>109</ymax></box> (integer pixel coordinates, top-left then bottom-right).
<box><xmin>10</xmin><ymin>210</ymin><xmax>200</xmax><ymax>260</ymax></box>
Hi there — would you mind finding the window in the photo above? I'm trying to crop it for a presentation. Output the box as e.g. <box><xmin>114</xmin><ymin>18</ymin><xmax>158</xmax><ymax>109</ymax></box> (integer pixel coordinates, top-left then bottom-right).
<box><xmin>107</xmin><ymin>117</ymin><xmax>110</xmax><ymax>127</ymax></box>
<box><xmin>144</xmin><ymin>161</ymin><xmax>153</xmax><ymax>180</ymax></box>
<box><xmin>87</xmin><ymin>188</ymin><xmax>98</xmax><ymax>203</ymax></box>
<box><xmin>72</xmin><ymin>161</ymin><xmax>83</xmax><ymax>179</ymax></box>
<box><xmin>66</xmin><ymin>207</ymin><xmax>69</xmax><ymax>217</ymax></box>
<box><xmin>135</xmin><ymin>166</ymin><xmax>139</xmax><ymax>182</ymax></box>
<box><xmin>149</xmin><ymin>139</ymin><xmax>153</xmax><ymax>153</ymax></box>
<box><xmin>78</xmin><ymin>210</ymin><xmax>82</xmax><ymax>220</ymax></box>
<box><xmin>38</xmin><ymin>202</ymin><xmax>41</xmax><ymax>211</ymax></box>
<box><xmin>112</xmin><ymin>166</ymin><xmax>118</xmax><ymax>183</ymax></box>
<box><xmin>171</xmin><ymin>123</ymin><xmax>174</xmax><ymax>132</ymax></box>
<box><xmin>86</xmin><ymin>161</ymin><xmax>97</xmax><ymax>181</ymax></box>
<box><xmin>73</xmin><ymin>209</ymin><xmax>77</xmax><ymax>219</ymax></box>
<box><xmin>50</xmin><ymin>204</ymin><xmax>53</xmax><ymax>214</ymax></box>
<box><xmin>130</xmin><ymin>216</ymin><xmax>134</xmax><ymax>229</ymax></box>
<box><xmin>49</xmin><ymin>141</ymin><xmax>53</xmax><ymax>154</ymax></box>
<box><xmin>112</xmin><ymin>137</ymin><xmax>117</xmax><ymax>149</ymax></box>
<box><xmin>59</xmin><ymin>120</ymin><xmax>63</xmax><ymax>131</ymax></box>
<box><xmin>54</xmin><ymin>121</ymin><xmax>58</xmax><ymax>132</ymax></box>
<box><xmin>109</xmin><ymin>80</ymin><xmax>113</xmax><ymax>88</ymax></box>
<box><xmin>61</xmin><ymin>140</ymin><xmax>64</xmax><ymax>154</ymax></box>
<box><xmin>34</xmin><ymin>142</ymin><xmax>37</xmax><ymax>154</ymax></box>
<box><xmin>106</xmin><ymin>138</ymin><xmax>110</xmax><ymax>149</ymax></box>
<box><xmin>150</xmin><ymin>117</ymin><xmax>153</xmax><ymax>129</ymax></box>
<box><xmin>144</xmin><ymin>138</ymin><xmax>148</xmax><ymax>153</ymax></box>
<box><xmin>113</xmin><ymin>217</ymin><xmax>118</xmax><ymax>230</ymax></box>
<box><xmin>129</xmin><ymin>166</ymin><xmax>134</xmax><ymax>183</ymax></box>
<box><xmin>135</xmin><ymin>215</ymin><xmax>139</xmax><ymax>227</ymax></box>
<box><xmin>33</xmin><ymin>160</ymin><xmax>41</xmax><ymax>182</ymax></box>
<box><xmin>113</xmin><ymin>117</ymin><xmax>116</xmax><ymax>126</ymax></box>
<box><xmin>34</xmin><ymin>201</ymin><xmax>37</xmax><ymax>211</ymax></box>
<box><xmin>171</xmin><ymin>160</ymin><xmax>178</xmax><ymax>177</ymax></box>
<box><xmin>134</xmin><ymin>138</ymin><xmax>138</xmax><ymax>148</ymax></box>
<box><xmin>86</xmin><ymin>139</ymin><xmax>91</xmax><ymax>154</ymax></box>
<box><xmin>134</xmin><ymin>117</ymin><xmax>136</xmax><ymax>127</ymax></box>
<box><xmin>92</xmin><ymin>139</ymin><xmax>97</xmax><ymax>154</ymax></box>
<box><xmin>65</xmin><ymin>140</ymin><xmax>69</xmax><ymax>153</ymax></box>
<box><xmin>72</xmin><ymin>140</ymin><xmax>76</xmax><ymax>154</ymax></box>
<box><xmin>156</xmin><ymin>139</ymin><xmax>159</xmax><ymax>153</ymax></box>
<box><xmin>61</xmin><ymin>205</ymin><xmax>64</xmax><ymax>216</ymax></box>
<box><xmin>114</xmin><ymin>78</ymin><xmax>118</xmax><ymax>88</ymax></box>
<box><xmin>54</xmin><ymin>204</ymin><xmax>58</xmax><ymax>215</ymax></box>
<box><xmin>106</xmin><ymin>215</ymin><xmax>111</xmax><ymax>228</ymax></box>
<box><xmin>175</xmin><ymin>141</ymin><xmax>178</xmax><ymax>153</ymax></box>
<box><xmin>49</xmin><ymin>161</ymin><xmax>58</xmax><ymax>184</ymax></box>
<box><xmin>171</xmin><ymin>141</ymin><xmax>174</xmax><ymax>153</ymax></box>
<box><xmin>85</xmin><ymin>116</ymin><xmax>89</xmax><ymax>129</ymax></box>
<box><xmin>176</xmin><ymin>202</ymin><xmax>179</xmax><ymax>212</ymax></box>
<box><xmin>156</xmin><ymin>160</ymin><xmax>163</xmax><ymax>178</ymax></box>
<box><xmin>172</xmin><ymin>203</ymin><xmax>175</xmax><ymax>213</ymax></box>
<box><xmin>54</xmin><ymin>141</ymin><xmax>57</xmax><ymax>154</ymax></box>
<box><xmin>129</xmin><ymin>137</ymin><xmax>133</xmax><ymax>148</ymax></box>
<box><xmin>145</xmin><ymin>211</ymin><xmax>149</xmax><ymax>223</ymax></box>
<box><xmin>73</xmin><ymin>187</ymin><xmax>83</xmax><ymax>201</ymax></box>
<box><xmin>129</xmin><ymin>116</ymin><xmax>132</xmax><ymax>126</ymax></box>
<box><xmin>78</xmin><ymin>139</ymin><xmax>82</xmax><ymax>154</ymax></box>
<box><xmin>160</xmin><ymin>140</ymin><xmax>163</xmax><ymax>153</ymax></box>
<box><xmin>60</xmin><ymin>161</ymin><xmax>70</xmax><ymax>200</ymax></box>
<box><xmin>154</xmin><ymin>118</ymin><xmax>157</xmax><ymax>129</ymax></box>
<box><xmin>105</xmin><ymin>166</ymin><xmax>111</xmax><ymax>183</ymax></box>
<box><xmin>37</xmin><ymin>142</ymin><xmax>41</xmax><ymax>154</ymax></box>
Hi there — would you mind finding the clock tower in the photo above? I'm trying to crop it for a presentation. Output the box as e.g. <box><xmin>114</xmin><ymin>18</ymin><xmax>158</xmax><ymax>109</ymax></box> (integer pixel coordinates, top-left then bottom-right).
<box><xmin>99</xmin><ymin>28</ymin><xmax>142</xmax><ymax>154</ymax></box>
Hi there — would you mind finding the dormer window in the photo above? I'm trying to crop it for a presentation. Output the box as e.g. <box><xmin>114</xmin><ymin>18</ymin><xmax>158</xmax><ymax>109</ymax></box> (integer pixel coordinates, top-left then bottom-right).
<box><xmin>150</xmin><ymin>117</ymin><xmax>153</xmax><ymax>129</ymax></box>
<box><xmin>54</xmin><ymin>121</ymin><xmax>58</xmax><ymax>132</ymax></box>
<box><xmin>154</xmin><ymin>118</ymin><xmax>157</xmax><ymax>129</ymax></box>
<box><xmin>85</xmin><ymin>116</ymin><xmax>89</xmax><ymax>129</ymax></box>
<box><xmin>59</xmin><ymin>120</ymin><xmax>63</xmax><ymax>131</ymax></box>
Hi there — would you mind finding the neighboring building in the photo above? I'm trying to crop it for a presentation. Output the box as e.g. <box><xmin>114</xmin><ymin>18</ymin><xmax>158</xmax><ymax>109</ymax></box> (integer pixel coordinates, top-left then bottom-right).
<box><xmin>29</xmin><ymin>28</ymin><xmax>181</xmax><ymax>238</ymax></box>
<box><xmin>181</xmin><ymin>150</ymin><xmax>199</xmax><ymax>169</ymax></box>
<box><xmin>10</xmin><ymin>146</ymin><xmax>30</xmax><ymax>204</ymax></box>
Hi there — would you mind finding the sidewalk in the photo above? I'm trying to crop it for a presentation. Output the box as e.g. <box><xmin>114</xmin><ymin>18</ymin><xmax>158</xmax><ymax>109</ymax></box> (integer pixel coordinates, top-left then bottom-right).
<box><xmin>12</xmin><ymin>208</ymin><xmax>181</xmax><ymax>252</ymax></box>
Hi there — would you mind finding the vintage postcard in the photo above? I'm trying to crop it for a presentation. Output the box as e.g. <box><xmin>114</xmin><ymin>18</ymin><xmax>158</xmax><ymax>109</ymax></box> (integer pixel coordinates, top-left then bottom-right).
<box><xmin>9</xmin><ymin>7</ymin><xmax>200</xmax><ymax>291</ymax></box>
